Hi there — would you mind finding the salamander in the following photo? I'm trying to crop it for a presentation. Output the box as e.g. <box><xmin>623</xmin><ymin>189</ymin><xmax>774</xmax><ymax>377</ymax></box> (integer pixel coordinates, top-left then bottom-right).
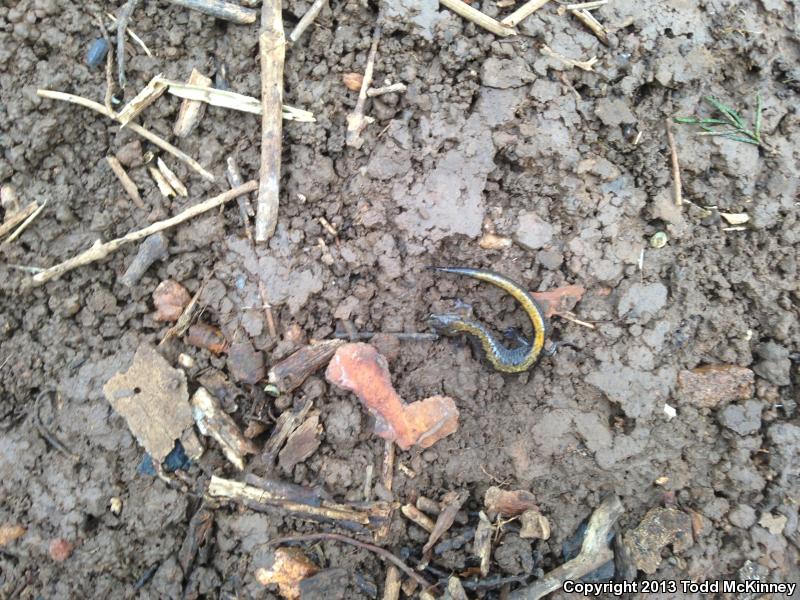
<box><xmin>427</xmin><ymin>267</ymin><xmax>553</xmax><ymax>373</ymax></box>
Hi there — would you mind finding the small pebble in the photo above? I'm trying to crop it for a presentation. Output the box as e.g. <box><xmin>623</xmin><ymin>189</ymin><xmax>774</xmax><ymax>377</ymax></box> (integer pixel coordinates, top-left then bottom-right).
<box><xmin>109</xmin><ymin>497</ymin><xmax>123</xmax><ymax>515</ymax></box>
<box><xmin>48</xmin><ymin>538</ymin><xmax>74</xmax><ymax>562</ymax></box>
<box><xmin>650</xmin><ymin>231</ymin><xmax>668</xmax><ymax>248</ymax></box>
<box><xmin>87</xmin><ymin>38</ymin><xmax>109</xmax><ymax>69</ymax></box>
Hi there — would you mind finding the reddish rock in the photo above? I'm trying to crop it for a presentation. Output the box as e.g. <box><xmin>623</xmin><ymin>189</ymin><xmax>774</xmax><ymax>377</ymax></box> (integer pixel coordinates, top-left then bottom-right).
<box><xmin>186</xmin><ymin>323</ymin><xmax>227</xmax><ymax>355</ymax></box>
<box><xmin>48</xmin><ymin>538</ymin><xmax>74</xmax><ymax>562</ymax></box>
<box><xmin>677</xmin><ymin>365</ymin><xmax>754</xmax><ymax>409</ymax></box>
<box><xmin>153</xmin><ymin>279</ymin><xmax>191</xmax><ymax>322</ymax></box>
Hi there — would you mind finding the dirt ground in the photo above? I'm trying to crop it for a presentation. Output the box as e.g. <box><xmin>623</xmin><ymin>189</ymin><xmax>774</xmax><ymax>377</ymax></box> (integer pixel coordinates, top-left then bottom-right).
<box><xmin>1</xmin><ymin>0</ymin><xmax>798</xmax><ymax>598</ymax></box>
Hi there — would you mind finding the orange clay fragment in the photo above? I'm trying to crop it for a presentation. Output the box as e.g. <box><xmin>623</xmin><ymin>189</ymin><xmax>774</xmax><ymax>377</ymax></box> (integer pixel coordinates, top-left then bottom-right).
<box><xmin>326</xmin><ymin>343</ymin><xmax>459</xmax><ymax>450</ymax></box>
<box><xmin>255</xmin><ymin>547</ymin><xmax>319</xmax><ymax>599</ymax></box>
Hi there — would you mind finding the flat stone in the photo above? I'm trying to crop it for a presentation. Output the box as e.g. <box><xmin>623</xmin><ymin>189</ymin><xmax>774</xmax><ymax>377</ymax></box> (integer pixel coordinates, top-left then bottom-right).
<box><xmin>515</xmin><ymin>212</ymin><xmax>554</xmax><ymax>250</ymax></box>
<box><xmin>677</xmin><ymin>365</ymin><xmax>754</xmax><ymax>409</ymax></box>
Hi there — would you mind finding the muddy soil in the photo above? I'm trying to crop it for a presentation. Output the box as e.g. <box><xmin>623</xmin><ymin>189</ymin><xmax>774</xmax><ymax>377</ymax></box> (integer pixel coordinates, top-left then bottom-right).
<box><xmin>1</xmin><ymin>0</ymin><xmax>798</xmax><ymax>598</ymax></box>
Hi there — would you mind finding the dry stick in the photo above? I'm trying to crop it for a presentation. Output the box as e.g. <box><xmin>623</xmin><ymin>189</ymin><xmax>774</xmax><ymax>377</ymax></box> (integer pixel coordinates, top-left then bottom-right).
<box><xmin>440</xmin><ymin>0</ymin><xmax>516</xmax><ymax>36</ymax></box>
<box><xmin>500</xmin><ymin>0</ymin><xmax>551</xmax><ymax>27</ymax></box>
<box><xmin>0</xmin><ymin>202</ymin><xmax>38</xmax><ymax>239</ymax></box>
<box><xmin>366</xmin><ymin>83</ymin><xmax>407</xmax><ymax>97</ymax></box>
<box><xmin>570</xmin><ymin>8</ymin><xmax>609</xmax><ymax>45</ymax></box>
<box><xmin>508</xmin><ymin>495</ymin><xmax>624</xmax><ymax>600</ymax></box>
<box><xmin>106</xmin><ymin>12</ymin><xmax>152</xmax><ymax>57</ymax></box>
<box><xmin>3</xmin><ymin>201</ymin><xmax>47</xmax><ymax>245</ymax></box>
<box><xmin>106</xmin><ymin>156</ymin><xmax>145</xmax><ymax>209</ymax></box>
<box><xmin>267</xmin><ymin>532</ymin><xmax>433</xmax><ymax>589</ymax></box>
<box><xmin>32</xmin><ymin>181</ymin><xmax>256</xmax><ymax>285</ymax></box>
<box><xmin>564</xmin><ymin>0</ymin><xmax>607</xmax><ymax>9</ymax></box>
<box><xmin>94</xmin><ymin>13</ymin><xmax>115</xmax><ymax>113</ymax></box>
<box><xmin>540</xmin><ymin>44</ymin><xmax>597</xmax><ymax>72</ymax></box>
<box><xmin>255</xmin><ymin>0</ymin><xmax>285</xmax><ymax>242</ymax></box>
<box><xmin>116</xmin><ymin>0</ymin><xmax>141</xmax><ymax>88</ymax></box>
<box><xmin>665</xmin><ymin>119</ymin><xmax>683</xmax><ymax>206</ymax></box>
<box><xmin>36</xmin><ymin>90</ymin><xmax>215</xmax><ymax>182</ymax></box>
<box><xmin>289</xmin><ymin>0</ymin><xmax>327</xmax><ymax>42</ymax></box>
<box><xmin>346</xmin><ymin>24</ymin><xmax>381</xmax><ymax>149</ymax></box>
<box><xmin>225</xmin><ymin>156</ymin><xmax>254</xmax><ymax>238</ymax></box>
<box><xmin>166</xmin><ymin>0</ymin><xmax>257</xmax><ymax>23</ymax></box>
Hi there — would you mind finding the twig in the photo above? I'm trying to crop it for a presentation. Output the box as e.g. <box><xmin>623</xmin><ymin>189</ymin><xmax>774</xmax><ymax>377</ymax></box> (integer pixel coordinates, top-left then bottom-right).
<box><xmin>441</xmin><ymin>0</ymin><xmax>517</xmax><ymax>36</ymax></box>
<box><xmin>106</xmin><ymin>12</ymin><xmax>152</xmax><ymax>57</ymax></box>
<box><xmin>33</xmin><ymin>391</ymin><xmax>79</xmax><ymax>461</ymax></box>
<box><xmin>106</xmin><ymin>156</ymin><xmax>145</xmax><ymax>209</ymax></box>
<box><xmin>32</xmin><ymin>181</ymin><xmax>256</xmax><ymax>284</ymax></box>
<box><xmin>94</xmin><ymin>14</ymin><xmax>115</xmax><ymax>113</ymax></box>
<box><xmin>3</xmin><ymin>200</ymin><xmax>47</xmax><ymax>244</ymax></box>
<box><xmin>166</xmin><ymin>0</ymin><xmax>257</xmax><ymax>23</ymax></box>
<box><xmin>37</xmin><ymin>89</ymin><xmax>215</xmax><ymax>181</ymax></box>
<box><xmin>208</xmin><ymin>476</ymin><xmax>390</xmax><ymax>529</ymax></box>
<box><xmin>0</xmin><ymin>201</ymin><xmax>38</xmax><ymax>239</ymax></box>
<box><xmin>366</xmin><ymin>83</ymin><xmax>407</xmax><ymax>97</ymax></box>
<box><xmin>225</xmin><ymin>156</ymin><xmax>254</xmax><ymax>238</ymax></box>
<box><xmin>500</xmin><ymin>0</ymin><xmax>551</xmax><ymax>27</ymax></box>
<box><xmin>665</xmin><ymin>119</ymin><xmax>683</xmax><ymax>206</ymax></box>
<box><xmin>116</xmin><ymin>0</ymin><xmax>141</xmax><ymax>88</ymax></box>
<box><xmin>332</xmin><ymin>331</ymin><xmax>439</xmax><ymax>341</ymax></box>
<box><xmin>267</xmin><ymin>532</ymin><xmax>433</xmax><ymax>589</ymax></box>
<box><xmin>164</xmin><ymin>79</ymin><xmax>315</xmax><ymax>121</ymax></box>
<box><xmin>289</xmin><ymin>0</ymin><xmax>327</xmax><ymax>42</ymax></box>
<box><xmin>563</xmin><ymin>0</ymin><xmax>607</xmax><ymax>10</ymax></box>
<box><xmin>259</xmin><ymin>280</ymin><xmax>279</xmax><ymax>338</ymax></box>
<box><xmin>255</xmin><ymin>0</ymin><xmax>286</xmax><ymax>242</ymax></box>
<box><xmin>508</xmin><ymin>495</ymin><xmax>624</xmax><ymax>600</ymax></box>
<box><xmin>540</xmin><ymin>45</ymin><xmax>597</xmax><ymax>71</ymax></box>
<box><xmin>570</xmin><ymin>8</ymin><xmax>609</xmax><ymax>45</ymax></box>
<box><xmin>556</xmin><ymin>311</ymin><xmax>596</xmax><ymax>330</ymax></box>
<box><xmin>346</xmin><ymin>24</ymin><xmax>381</xmax><ymax>149</ymax></box>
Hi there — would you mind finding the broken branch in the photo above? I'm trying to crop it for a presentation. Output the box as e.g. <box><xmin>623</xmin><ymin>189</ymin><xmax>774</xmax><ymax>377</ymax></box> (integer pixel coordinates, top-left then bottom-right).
<box><xmin>255</xmin><ymin>0</ymin><xmax>286</xmax><ymax>242</ymax></box>
<box><xmin>441</xmin><ymin>0</ymin><xmax>517</xmax><ymax>36</ymax></box>
<box><xmin>32</xmin><ymin>181</ymin><xmax>256</xmax><ymax>284</ymax></box>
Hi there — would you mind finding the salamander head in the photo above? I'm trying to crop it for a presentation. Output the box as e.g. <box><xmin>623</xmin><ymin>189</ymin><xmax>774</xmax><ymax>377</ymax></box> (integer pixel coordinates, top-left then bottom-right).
<box><xmin>427</xmin><ymin>313</ymin><xmax>464</xmax><ymax>336</ymax></box>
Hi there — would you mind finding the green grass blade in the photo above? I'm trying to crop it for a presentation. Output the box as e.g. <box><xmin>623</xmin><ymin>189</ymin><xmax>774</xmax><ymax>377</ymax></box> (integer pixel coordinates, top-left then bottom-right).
<box><xmin>674</xmin><ymin>117</ymin><xmax>699</xmax><ymax>124</ymax></box>
<box><xmin>704</xmin><ymin>96</ymin><xmax>745</xmax><ymax>129</ymax></box>
<box><xmin>728</xmin><ymin>135</ymin><xmax>760</xmax><ymax>145</ymax></box>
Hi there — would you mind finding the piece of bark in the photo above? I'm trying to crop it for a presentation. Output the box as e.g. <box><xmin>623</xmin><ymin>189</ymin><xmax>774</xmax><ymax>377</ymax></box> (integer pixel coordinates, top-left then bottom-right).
<box><xmin>325</xmin><ymin>343</ymin><xmax>459</xmax><ymax>450</ymax></box>
<box><xmin>106</xmin><ymin>156</ymin><xmax>145</xmax><ymax>209</ymax></box>
<box><xmin>178</xmin><ymin>507</ymin><xmax>214</xmax><ymax>575</ymax></box>
<box><xmin>382</xmin><ymin>565</ymin><xmax>401</xmax><ymax>600</ymax></box>
<box><xmin>261</xmin><ymin>398</ymin><xmax>313</xmax><ymax>472</ymax></box>
<box><xmin>174</xmin><ymin>68</ymin><xmax>212</xmax><ymax>138</ymax></box>
<box><xmin>121</xmin><ymin>234</ymin><xmax>169</xmax><ymax>287</ymax></box>
<box><xmin>519</xmin><ymin>509</ymin><xmax>551</xmax><ymax>540</ymax></box>
<box><xmin>298</xmin><ymin>568</ymin><xmax>348</xmax><ymax>600</ymax></box>
<box><xmin>186</xmin><ymin>323</ymin><xmax>228</xmax><ymax>354</ymax></box>
<box><xmin>191</xmin><ymin>387</ymin><xmax>257</xmax><ymax>470</ymax></box>
<box><xmin>474</xmin><ymin>511</ymin><xmax>494</xmax><ymax>577</ymax></box>
<box><xmin>423</xmin><ymin>490</ymin><xmax>469</xmax><ymax>554</ymax></box>
<box><xmin>152</xmin><ymin>279</ymin><xmax>191</xmax><ymax>321</ymax></box>
<box><xmin>485</xmin><ymin>486</ymin><xmax>538</xmax><ymax>518</ymax></box>
<box><xmin>117</xmin><ymin>74</ymin><xmax>168</xmax><ymax>126</ymax></box>
<box><xmin>207</xmin><ymin>476</ymin><xmax>390</xmax><ymax>531</ymax></box>
<box><xmin>102</xmin><ymin>344</ymin><xmax>196</xmax><ymax>461</ymax></box>
<box><xmin>268</xmin><ymin>339</ymin><xmax>344</xmax><ymax>393</ymax></box>
<box><xmin>401</xmin><ymin>504</ymin><xmax>435</xmax><ymax>533</ymax></box>
<box><xmin>254</xmin><ymin>0</ymin><xmax>285</xmax><ymax>241</ymax></box>
<box><xmin>279</xmin><ymin>413</ymin><xmax>322</xmax><ymax>472</ymax></box>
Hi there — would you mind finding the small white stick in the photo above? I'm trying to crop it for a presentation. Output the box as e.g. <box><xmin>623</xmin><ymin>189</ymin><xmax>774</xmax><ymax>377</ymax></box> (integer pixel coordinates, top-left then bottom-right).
<box><xmin>289</xmin><ymin>0</ymin><xmax>327</xmax><ymax>42</ymax></box>
<box><xmin>501</xmin><ymin>0</ymin><xmax>551</xmax><ymax>27</ymax></box>
<box><xmin>440</xmin><ymin>0</ymin><xmax>517</xmax><ymax>36</ymax></box>
<box><xmin>3</xmin><ymin>201</ymin><xmax>47</xmax><ymax>244</ymax></box>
